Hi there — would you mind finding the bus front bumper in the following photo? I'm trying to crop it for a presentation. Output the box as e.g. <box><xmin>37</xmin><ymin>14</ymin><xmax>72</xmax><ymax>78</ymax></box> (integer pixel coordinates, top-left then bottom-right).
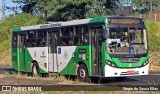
<box><xmin>104</xmin><ymin>64</ymin><xmax>149</xmax><ymax>77</ymax></box>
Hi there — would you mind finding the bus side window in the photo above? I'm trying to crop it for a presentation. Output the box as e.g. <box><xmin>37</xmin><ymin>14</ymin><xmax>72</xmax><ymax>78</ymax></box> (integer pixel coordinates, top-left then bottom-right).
<box><xmin>74</xmin><ymin>26</ymin><xmax>82</xmax><ymax>45</ymax></box>
<box><xmin>74</xmin><ymin>25</ymin><xmax>88</xmax><ymax>45</ymax></box>
<box><xmin>12</xmin><ymin>33</ymin><xmax>17</xmax><ymax>48</ymax></box>
<box><xmin>26</xmin><ymin>30</ymin><xmax>36</xmax><ymax>47</ymax></box>
<box><xmin>60</xmin><ymin>28</ymin><xmax>66</xmax><ymax>46</ymax></box>
<box><xmin>36</xmin><ymin>30</ymin><xmax>46</xmax><ymax>47</ymax></box>
<box><xmin>69</xmin><ymin>27</ymin><xmax>74</xmax><ymax>45</ymax></box>
<box><xmin>83</xmin><ymin>26</ymin><xmax>89</xmax><ymax>44</ymax></box>
<box><xmin>60</xmin><ymin>27</ymin><xmax>74</xmax><ymax>46</ymax></box>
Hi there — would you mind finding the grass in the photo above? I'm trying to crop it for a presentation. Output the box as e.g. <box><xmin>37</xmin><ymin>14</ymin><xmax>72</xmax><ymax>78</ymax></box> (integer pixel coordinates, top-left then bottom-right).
<box><xmin>146</xmin><ymin>20</ymin><xmax>160</xmax><ymax>51</ymax></box>
<box><xmin>2</xmin><ymin>70</ymin><xmax>74</xmax><ymax>84</ymax></box>
<box><xmin>0</xmin><ymin>49</ymin><xmax>11</xmax><ymax>67</ymax></box>
<box><xmin>149</xmin><ymin>51</ymin><xmax>160</xmax><ymax>72</ymax></box>
<box><xmin>146</xmin><ymin>21</ymin><xmax>160</xmax><ymax>72</ymax></box>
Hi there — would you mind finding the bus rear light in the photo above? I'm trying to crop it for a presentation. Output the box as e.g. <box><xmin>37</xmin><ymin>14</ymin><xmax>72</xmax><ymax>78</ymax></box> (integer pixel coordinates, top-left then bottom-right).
<box><xmin>142</xmin><ymin>71</ymin><xmax>144</xmax><ymax>74</ymax></box>
<box><xmin>114</xmin><ymin>72</ymin><xmax>117</xmax><ymax>75</ymax></box>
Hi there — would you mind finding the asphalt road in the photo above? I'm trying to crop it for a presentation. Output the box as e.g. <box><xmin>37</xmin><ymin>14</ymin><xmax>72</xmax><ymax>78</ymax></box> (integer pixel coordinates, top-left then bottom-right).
<box><xmin>0</xmin><ymin>67</ymin><xmax>160</xmax><ymax>85</ymax></box>
<box><xmin>96</xmin><ymin>74</ymin><xmax>160</xmax><ymax>85</ymax></box>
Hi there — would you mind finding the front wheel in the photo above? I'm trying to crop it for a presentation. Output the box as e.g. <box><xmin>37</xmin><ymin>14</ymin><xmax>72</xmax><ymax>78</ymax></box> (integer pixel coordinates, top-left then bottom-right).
<box><xmin>115</xmin><ymin>77</ymin><xmax>126</xmax><ymax>81</ymax></box>
<box><xmin>77</xmin><ymin>64</ymin><xmax>91</xmax><ymax>82</ymax></box>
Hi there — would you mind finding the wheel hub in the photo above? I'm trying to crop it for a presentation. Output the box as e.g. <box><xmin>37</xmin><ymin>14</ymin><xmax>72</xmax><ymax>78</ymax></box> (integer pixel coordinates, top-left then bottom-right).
<box><xmin>33</xmin><ymin>66</ymin><xmax>37</xmax><ymax>75</ymax></box>
<box><xmin>80</xmin><ymin>69</ymin><xmax>86</xmax><ymax>79</ymax></box>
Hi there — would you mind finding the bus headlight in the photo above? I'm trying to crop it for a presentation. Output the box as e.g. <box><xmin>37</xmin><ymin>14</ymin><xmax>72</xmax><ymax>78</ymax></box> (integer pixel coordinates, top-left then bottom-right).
<box><xmin>142</xmin><ymin>60</ymin><xmax>149</xmax><ymax>67</ymax></box>
<box><xmin>106</xmin><ymin>60</ymin><xmax>117</xmax><ymax>68</ymax></box>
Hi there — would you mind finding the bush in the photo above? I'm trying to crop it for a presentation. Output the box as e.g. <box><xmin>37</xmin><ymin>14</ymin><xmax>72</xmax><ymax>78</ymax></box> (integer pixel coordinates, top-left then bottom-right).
<box><xmin>0</xmin><ymin>13</ymin><xmax>46</xmax><ymax>52</ymax></box>
<box><xmin>146</xmin><ymin>20</ymin><xmax>160</xmax><ymax>51</ymax></box>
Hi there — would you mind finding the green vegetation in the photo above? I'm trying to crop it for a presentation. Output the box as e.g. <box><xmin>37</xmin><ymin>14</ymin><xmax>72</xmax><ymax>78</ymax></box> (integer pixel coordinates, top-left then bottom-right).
<box><xmin>146</xmin><ymin>20</ymin><xmax>160</xmax><ymax>51</ymax></box>
<box><xmin>132</xmin><ymin>0</ymin><xmax>160</xmax><ymax>12</ymax></box>
<box><xmin>20</xmin><ymin>0</ymin><xmax>120</xmax><ymax>21</ymax></box>
<box><xmin>0</xmin><ymin>13</ymin><xmax>46</xmax><ymax>52</ymax></box>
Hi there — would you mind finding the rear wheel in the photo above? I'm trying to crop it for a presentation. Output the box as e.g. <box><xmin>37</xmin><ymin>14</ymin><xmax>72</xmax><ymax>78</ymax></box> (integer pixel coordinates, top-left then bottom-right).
<box><xmin>32</xmin><ymin>63</ymin><xmax>39</xmax><ymax>77</ymax></box>
<box><xmin>77</xmin><ymin>64</ymin><xmax>91</xmax><ymax>82</ymax></box>
<box><xmin>115</xmin><ymin>77</ymin><xmax>126</xmax><ymax>81</ymax></box>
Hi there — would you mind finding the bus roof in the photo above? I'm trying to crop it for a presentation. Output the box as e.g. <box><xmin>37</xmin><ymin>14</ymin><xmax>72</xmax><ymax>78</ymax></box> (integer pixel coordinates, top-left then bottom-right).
<box><xmin>12</xmin><ymin>16</ymin><xmax>144</xmax><ymax>32</ymax></box>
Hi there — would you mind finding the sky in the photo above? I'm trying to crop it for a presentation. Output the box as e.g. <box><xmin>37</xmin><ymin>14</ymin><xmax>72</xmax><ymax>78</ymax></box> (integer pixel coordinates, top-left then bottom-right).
<box><xmin>0</xmin><ymin>0</ymin><xmax>21</xmax><ymax>21</ymax></box>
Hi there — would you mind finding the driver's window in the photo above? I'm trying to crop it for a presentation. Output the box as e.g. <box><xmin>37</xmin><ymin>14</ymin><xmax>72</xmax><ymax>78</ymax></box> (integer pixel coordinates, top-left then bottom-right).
<box><xmin>107</xmin><ymin>27</ymin><xmax>129</xmax><ymax>53</ymax></box>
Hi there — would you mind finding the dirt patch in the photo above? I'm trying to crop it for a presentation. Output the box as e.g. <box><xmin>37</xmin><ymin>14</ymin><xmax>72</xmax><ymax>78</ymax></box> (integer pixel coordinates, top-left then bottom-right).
<box><xmin>0</xmin><ymin>49</ymin><xmax>12</xmax><ymax>67</ymax></box>
<box><xmin>0</xmin><ymin>76</ymin><xmax>60</xmax><ymax>85</ymax></box>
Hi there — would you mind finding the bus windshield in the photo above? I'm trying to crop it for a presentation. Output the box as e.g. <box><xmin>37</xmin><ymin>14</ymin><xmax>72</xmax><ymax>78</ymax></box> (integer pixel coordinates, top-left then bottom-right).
<box><xmin>106</xmin><ymin>27</ymin><xmax>148</xmax><ymax>54</ymax></box>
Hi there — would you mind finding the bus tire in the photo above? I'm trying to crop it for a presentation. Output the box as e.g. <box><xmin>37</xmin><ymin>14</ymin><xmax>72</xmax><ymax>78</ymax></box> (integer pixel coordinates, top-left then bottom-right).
<box><xmin>115</xmin><ymin>77</ymin><xmax>126</xmax><ymax>81</ymax></box>
<box><xmin>77</xmin><ymin>64</ymin><xmax>90</xmax><ymax>82</ymax></box>
<box><xmin>32</xmin><ymin>63</ymin><xmax>39</xmax><ymax>77</ymax></box>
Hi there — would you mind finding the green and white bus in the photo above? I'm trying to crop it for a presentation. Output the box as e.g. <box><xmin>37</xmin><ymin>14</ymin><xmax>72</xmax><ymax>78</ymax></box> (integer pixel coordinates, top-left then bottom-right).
<box><xmin>12</xmin><ymin>16</ymin><xmax>149</xmax><ymax>82</ymax></box>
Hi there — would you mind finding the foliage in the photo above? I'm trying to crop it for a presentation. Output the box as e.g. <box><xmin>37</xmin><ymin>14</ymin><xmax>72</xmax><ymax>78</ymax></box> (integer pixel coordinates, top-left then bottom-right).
<box><xmin>146</xmin><ymin>20</ymin><xmax>160</xmax><ymax>51</ymax></box>
<box><xmin>132</xmin><ymin>0</ymin><xmax>160</xmax><ymax>13</ymax></box>
<box><xmin>20</xmin><ymin>0</ymin><xmax>120</xmax><ymax>21</ymax></box>
<box><xmin>0</xmin><ymin>13</ymin><xmax>46</xmax><ymax>52</ymax></box>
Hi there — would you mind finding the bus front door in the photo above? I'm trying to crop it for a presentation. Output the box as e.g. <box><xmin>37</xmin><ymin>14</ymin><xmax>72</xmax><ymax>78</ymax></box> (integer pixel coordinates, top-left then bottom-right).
<box><xmin>91</xmin><ymin>28</ymin><xmax>102</xmax><ymax>76</ymax></box>
<box><xmin>48</xmin><ymin>31</ymin><xmax>58</xmax><ymax>73</ymax></box>
<box><xmin>18</xmin><ymin>34</ymin><xmax>26</xmax><ymax>71</ymax></box>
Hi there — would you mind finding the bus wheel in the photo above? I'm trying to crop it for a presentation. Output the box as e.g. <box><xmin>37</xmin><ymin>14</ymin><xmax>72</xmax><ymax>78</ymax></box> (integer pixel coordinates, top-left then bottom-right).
<box><xmin>115</xmin><ymin>77</ymin><xmax>126</xmax><ymax>81</ymax></box>
<box><xmin>32</xmin><ymin>63</ymin><xmax>39</xmax><ymax>77</ymax></box>
<box><xmin>77</xmin><ymin>64</ymin><xmax>90</xmax><ymax>82</ymax></box>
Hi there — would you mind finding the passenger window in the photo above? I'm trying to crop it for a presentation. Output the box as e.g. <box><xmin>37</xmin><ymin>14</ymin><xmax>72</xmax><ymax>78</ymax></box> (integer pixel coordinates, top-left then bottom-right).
<box><xmin>36</xmin><ymin>30</ymin><xmax>46</xmax><ymax>47</ymax></box>
<box><xmin>26</xmin><ymin>30</ymin><xmax>36</xmax><ymax>47</ymax></box>
<box><xmin>12</xmin><ymin>33</ymin><xmax>17</xmax><ymax>48</ymax></box>
<box><xmin>60</xmin><ymin>27</ymin><xmax>74</xmax><ymax>46</ymax></box>
<box><xmin>59</xmin><ymin>25</ymin><xmax>89</xmax><ymax>46</ymax></box>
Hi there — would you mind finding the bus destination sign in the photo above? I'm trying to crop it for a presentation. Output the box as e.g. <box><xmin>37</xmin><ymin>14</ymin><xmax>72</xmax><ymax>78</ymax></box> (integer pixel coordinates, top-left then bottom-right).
<box><xmin>40</xmin><ymin>23</ymin><xmax>62</xmax><ymax>29</ymax></box>
<box><xmin>109</xmin><ymin>18</ymin><xmax>141</xmax><ymax>24</ymax></box>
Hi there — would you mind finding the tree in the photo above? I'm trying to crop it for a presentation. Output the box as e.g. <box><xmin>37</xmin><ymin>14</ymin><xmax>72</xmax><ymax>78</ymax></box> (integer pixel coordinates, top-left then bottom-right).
<box><xmin>20</xmin><ymin>0</ymin><xmax>37</xmax><ymax>14</ymax></box>
<box><xmin>20</xmin><ymin>0</ymin><xmax>121</xmax><ymax>21</ymax></box>
<box><xmin>132</xmin><ymin>0</ymin><xmax>160</xmax><ymax>13</ymax></box>
<box><xmin>48</xmin><ymin>0</ymin><xmax>120</xmax><ymax>21</ymax></box>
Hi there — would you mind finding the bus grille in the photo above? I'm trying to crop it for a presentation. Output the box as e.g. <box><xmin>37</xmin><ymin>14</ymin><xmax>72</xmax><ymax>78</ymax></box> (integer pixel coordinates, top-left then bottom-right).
<box><xmin>119</xmin><ymin>58</ymin><xmax>141</xmax><ymax>63</ymax></box>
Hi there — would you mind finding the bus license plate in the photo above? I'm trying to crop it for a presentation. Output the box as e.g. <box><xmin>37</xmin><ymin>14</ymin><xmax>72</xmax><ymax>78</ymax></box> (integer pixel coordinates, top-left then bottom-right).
<box><xmin>127</xmin><ymin>70</ymin><xmax>134</xmax><ymax>74</ymax></box>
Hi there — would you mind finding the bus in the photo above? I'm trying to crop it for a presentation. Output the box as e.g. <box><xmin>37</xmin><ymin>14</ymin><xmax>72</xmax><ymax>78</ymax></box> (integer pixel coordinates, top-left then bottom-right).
<box><xmin>12</xmin><ymin>16</ymin><xmax>149</xmax><ymax>82</ymax></box>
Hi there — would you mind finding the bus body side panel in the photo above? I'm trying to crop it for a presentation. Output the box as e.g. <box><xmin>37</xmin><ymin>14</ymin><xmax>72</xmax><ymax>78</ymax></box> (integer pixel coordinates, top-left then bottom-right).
<box><xmin>24</xmin><ymin>48</ymin><xmax>33</xmax><ymax>72</ymax></box>
<box><xmin>57</xmin><ymin>46</ymin><xmax>91</xmax><ymax>76</ymax></box>
<box><xmin>12</xmin><ymin>48</ymin><xmax>19</xmax><ymax>71</ymax></box>
<box><xmin>57</xmin><ymin>46</ymin><xmax>76</xmax><ymax>75</ymax></box>
<box><xmin>25</xmin><ymin>47</ymin><xmax>49</xmax><ymax>73</ymax></box>
<box><xmin>48</xmin><ymin>53</ymin><xmax>57</xmax><ymax>72</ymax></box>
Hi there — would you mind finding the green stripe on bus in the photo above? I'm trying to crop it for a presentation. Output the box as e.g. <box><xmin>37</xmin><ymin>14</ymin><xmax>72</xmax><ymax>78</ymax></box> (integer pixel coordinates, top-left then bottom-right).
<box><xmin>89</xmin><ymin>16</ymin><xmax>106</xmax><ymax>23</ymax></box>
<box><xmin>13</xmin><ymin>27</ymin><xmax>21</xmax><ymax>32</ymax></box>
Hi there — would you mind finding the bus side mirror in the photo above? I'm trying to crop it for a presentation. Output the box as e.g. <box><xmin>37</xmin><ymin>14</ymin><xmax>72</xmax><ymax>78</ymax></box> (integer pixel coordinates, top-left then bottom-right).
<box><xmin>102</xmin><ymin>30</ymin><xmax>107</xmax><ymax>40</ymax></box>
